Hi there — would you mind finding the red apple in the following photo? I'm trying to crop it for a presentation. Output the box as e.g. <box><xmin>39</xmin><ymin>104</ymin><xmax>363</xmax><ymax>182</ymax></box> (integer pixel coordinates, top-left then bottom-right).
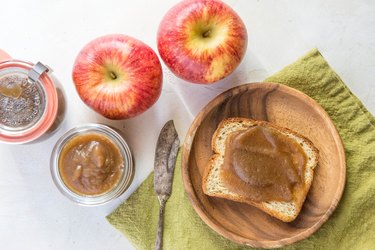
<box><xmin>72</xmin><ymin>34</ymin><xmax>163</xmax><ymax>119</ymax></box>
<box><xmin>157</xmin><ymin>0</ymin><xmax>247</xmax><ymax>84</ymax></box>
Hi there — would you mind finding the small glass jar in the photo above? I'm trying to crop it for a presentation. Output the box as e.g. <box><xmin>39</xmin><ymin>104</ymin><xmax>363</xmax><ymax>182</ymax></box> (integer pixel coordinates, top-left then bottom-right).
<box><xmin>0</xmin><ymin>49</ymin><xmax>60</xmax><ymax>144</ymax></box>
<box><xmin>50</xmin><ymin>124</ymin><xmax>134</xmax><ymax>206</ymax></box>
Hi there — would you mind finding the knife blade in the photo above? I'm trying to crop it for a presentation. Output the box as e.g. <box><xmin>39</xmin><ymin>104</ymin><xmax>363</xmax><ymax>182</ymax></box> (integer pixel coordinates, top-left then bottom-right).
<box><xmin>154</xmin><ymin>120</ymin><xmax>179</xmax><ymax>250</ymax></box>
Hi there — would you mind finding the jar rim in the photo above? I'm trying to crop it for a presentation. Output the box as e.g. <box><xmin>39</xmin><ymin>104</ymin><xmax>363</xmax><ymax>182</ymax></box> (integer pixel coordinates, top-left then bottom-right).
<box><xmin>50</xmin><ymin>123</ymin><xmax>134</xmax><ymax>206</ymax></box>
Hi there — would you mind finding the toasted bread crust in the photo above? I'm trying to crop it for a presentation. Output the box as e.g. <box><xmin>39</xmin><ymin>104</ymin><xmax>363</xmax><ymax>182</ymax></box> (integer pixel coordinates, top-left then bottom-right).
<box><xmin>202</xmin><ymin>118</ymin><xmax>319</xmax><ymax>222</ymax></box>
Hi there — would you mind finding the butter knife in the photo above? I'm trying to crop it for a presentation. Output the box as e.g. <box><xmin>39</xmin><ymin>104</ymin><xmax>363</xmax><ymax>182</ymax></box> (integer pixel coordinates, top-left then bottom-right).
<box><xmin>154</xmin><ymin>120</ymin><xmax>179</xmax><ymax>250</ymax></box>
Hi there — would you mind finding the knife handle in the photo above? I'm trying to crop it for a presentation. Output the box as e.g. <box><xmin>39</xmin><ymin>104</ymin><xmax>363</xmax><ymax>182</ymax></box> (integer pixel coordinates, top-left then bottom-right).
<box><xmin>155</xmin><ymin>199</ymin><xmax>166</xmax><ymax>250</ymax></box>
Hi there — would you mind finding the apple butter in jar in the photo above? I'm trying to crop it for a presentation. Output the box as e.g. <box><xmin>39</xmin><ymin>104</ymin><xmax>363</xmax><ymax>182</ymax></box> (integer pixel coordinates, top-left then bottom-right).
<box><xmin>51</xmin><ymin>124</ymin><xmax>133</xmax><ymax>205</ymax></box>
<box><xmin>59</xmin><ymin>132</ymin><xmax>124</xmax><ymax>196</ymax></box>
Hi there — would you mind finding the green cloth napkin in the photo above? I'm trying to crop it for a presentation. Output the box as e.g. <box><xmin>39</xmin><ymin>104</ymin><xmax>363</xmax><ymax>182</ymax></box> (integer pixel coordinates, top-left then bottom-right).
<box><xmin>107</xmin><ymin>49</ymin><xmax>375</xmax><ymax>249</ymax></box>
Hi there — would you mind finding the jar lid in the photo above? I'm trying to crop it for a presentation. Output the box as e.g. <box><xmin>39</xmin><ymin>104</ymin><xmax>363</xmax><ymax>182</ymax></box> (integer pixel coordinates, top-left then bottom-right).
<box><xmin>0</xmin><ymin>60</ymin><xmax>58</xmax><ymax>144</ymax></box>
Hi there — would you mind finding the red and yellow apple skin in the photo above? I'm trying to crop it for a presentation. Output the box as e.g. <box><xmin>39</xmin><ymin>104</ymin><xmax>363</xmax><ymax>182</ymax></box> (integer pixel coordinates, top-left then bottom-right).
<box><xmin>72</xmin><ymin>34</ymin><xmax>163</xmax><ymax>120</ymax></box>
<box><xmin>157</xmin><ymin>0</ymin><xmax>247</xmax><ymax>84</ymax></box>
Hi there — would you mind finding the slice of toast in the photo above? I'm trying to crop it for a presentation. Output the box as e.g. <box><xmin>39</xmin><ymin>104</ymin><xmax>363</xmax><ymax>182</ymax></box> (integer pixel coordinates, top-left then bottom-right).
<box><xmin>202</xmin><ymin>118</ymin><xmax>319</xmax><ymax>222</ymax></box>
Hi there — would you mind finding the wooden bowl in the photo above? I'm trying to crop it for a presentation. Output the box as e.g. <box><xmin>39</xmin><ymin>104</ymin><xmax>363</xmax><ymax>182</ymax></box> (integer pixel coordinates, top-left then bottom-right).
<box><xmin>182</xmin><ymin>83</ymin><xmax>346</xmax><ymax>248</ymax></box>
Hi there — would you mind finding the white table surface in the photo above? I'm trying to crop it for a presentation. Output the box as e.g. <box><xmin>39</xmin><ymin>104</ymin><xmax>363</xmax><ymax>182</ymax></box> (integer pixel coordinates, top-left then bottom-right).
<box><xmin>1</xmin><ymin>0</ymin><xmax>374</xmax><ymax>249</ymax></box>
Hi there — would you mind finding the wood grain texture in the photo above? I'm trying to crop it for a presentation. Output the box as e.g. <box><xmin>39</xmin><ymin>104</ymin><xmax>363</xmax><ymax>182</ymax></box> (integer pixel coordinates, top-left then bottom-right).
<box><xmin>182</xmin><ymin>83</ymin><xmax>346</xmax><ymax>248</ymax></box>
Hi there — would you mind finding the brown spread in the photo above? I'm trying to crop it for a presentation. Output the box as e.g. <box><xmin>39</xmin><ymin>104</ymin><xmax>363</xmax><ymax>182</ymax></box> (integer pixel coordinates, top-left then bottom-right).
<box><xmin>58</xmin><ymin>132</ymin><xmax>124</xmax><ymax>196</ymax></box>
<box><xmin>221</xmin><ymin>125</ymin><xmax>307</xmax><ymax>202</ymax></box>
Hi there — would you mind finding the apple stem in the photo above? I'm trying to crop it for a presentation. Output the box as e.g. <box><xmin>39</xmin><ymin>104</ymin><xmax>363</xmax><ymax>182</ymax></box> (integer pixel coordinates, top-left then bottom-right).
<box><xmin>202</xmin><ymin>29</ymin><xmax>211</xmax><ymax>38</ymax></box>
<box><xmin>109</xmin><ymin>71</ymin><xmax>117</xmax><ymax>80</ymax></box>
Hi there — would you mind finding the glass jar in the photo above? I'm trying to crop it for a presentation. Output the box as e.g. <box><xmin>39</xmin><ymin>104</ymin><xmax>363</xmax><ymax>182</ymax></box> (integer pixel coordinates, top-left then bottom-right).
<box><xmin>0</xmin><ymin>49</ymin><xmax>60</xmax><ymax>144</ymax></box>
<box><xmin>50</xmin><ymin>124</ymin><xmax>134</xmax><ymax>206</ymax></box>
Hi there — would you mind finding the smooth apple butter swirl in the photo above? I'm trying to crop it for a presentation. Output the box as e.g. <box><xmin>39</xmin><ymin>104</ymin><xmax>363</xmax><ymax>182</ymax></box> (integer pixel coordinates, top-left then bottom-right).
<box><xmin>58</xmin><ymin>133</ymin><xmax>124</xmax><ymax>196</ymax></box>
<box><xmin>221</xmin><ymin>125</ymin><xmax>307</xmax><ymax>202</ymax></box>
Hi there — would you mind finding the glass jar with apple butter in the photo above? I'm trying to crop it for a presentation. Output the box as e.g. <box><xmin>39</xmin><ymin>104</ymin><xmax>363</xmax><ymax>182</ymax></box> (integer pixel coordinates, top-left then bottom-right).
<box><xmin>50</xmin><ymin>124</ymin><xmax>133</xmax><ymax>205</ymax></box>
<box><xmin>0</xmin><ymin>49</ymin><xmax>63</xmax><ymax>144</ymax></box>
